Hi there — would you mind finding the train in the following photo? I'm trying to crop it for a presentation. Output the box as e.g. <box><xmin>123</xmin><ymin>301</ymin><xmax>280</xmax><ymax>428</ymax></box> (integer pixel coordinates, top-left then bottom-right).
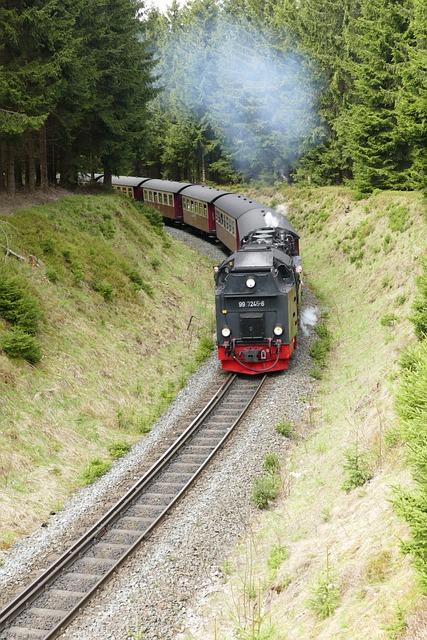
<box><xmin>90</xmin><ymin>174</ymin><xmax>302</xmax><ymax>374</ymax></box>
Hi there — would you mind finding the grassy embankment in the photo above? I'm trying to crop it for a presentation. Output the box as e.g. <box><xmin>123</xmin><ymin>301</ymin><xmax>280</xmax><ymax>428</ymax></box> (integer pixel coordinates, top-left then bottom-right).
<box><xmin>0</xmin><ymin>193</ymin><xmax>215</xmax><ymax>550</ymax></box>
<box><xmin>191</xmin><ymin>186</ymin><xmax>426</xmax><ymax>640</ymax></box>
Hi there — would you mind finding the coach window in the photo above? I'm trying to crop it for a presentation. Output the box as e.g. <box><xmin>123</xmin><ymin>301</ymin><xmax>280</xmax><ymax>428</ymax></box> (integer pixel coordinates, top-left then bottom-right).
<box><xmin>154</xmin><ymin>192</ymin><xmax>158</xmax><ymax>203</ymax></box>
<box><xmin>163</xmin><ymin>193</ymin><xmax>167</xmax><ymax>204</ymax></box>
<box><xmin>169</xmin><ymin>194</ymin><xmax>173</xmax><ymax>206</ymax></box>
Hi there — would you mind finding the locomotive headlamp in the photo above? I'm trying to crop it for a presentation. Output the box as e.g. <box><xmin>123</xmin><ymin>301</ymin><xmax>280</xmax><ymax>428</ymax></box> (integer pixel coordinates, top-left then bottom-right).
<box><xmin>221</xmin><ymin>327</ymin><xmax>231</xmax><ymax>337</ymax></box>
<box><xmin>246</xmin><ymin>277</ymin><xmax>256</xmax><ymax>288</ymax></box>
<box><xmin>273</xmin><ymin>325</ymin><xmax>284</xmax><ymax>336</ymax></box>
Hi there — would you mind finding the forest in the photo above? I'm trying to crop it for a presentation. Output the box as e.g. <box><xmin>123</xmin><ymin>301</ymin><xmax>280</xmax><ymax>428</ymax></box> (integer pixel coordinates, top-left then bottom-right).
<box><xmin>1</xmin><ymin>0</ymin><xmax>427</xmax><ymax>196</ymax></box>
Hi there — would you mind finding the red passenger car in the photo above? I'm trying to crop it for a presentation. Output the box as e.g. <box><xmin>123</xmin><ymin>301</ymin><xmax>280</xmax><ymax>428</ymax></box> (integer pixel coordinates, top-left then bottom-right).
<box><xmin>142</xmin><ymin>180</ymin><xmax>192</xmax><ymax>222</ymax></box>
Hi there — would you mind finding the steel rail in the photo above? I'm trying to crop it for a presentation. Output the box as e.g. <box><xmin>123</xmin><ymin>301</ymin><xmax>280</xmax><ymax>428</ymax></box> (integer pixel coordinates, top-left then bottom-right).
<box><xmin>0</xmin><ymin>373</ymin><xmax>266</xmax><ymax>639</ymax></box>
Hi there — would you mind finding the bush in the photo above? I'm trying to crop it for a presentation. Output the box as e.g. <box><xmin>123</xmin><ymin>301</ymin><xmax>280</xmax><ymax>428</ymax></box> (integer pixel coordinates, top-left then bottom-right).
<box><xmin>0</xmin><ymin>271</ymin><xmax>42</xmax><ymax>335</ymax></box>
<box><xmin>411</xmin><ymin>296</ymin><xmax>427</xmax><ymax>339</ymax></box>
<box><xmin>1</xmin><ymin>327</ymin><xmax>42</xmax><ymax>364</ymax></box>
<box><xmin>308</xmin><ymin>573</ymin><xmax>340</xmax><ymax>619</ymax></box>
<box><xmin>46</xmin><ymin>269</ymin><xmax>58</xmax><ymax>283</ymax></box>
<box><xmin>342</xmin><ymin>447</ymin><xmax>373</xmax><ymax>492</ymax></box>
<box><xmin>82</xmin><ymin>458</ymin><xmax>112</xmax><ymax>485</ymax></box>
<box><xmin>70</xmin><ymin>261</ymin><xmax>84</xmax><ymax>284</ymax></box>
<box><xmin>252</xmin><ymin>473</ymin><xmax>281</xmax><ymax>509</ymax></box>
<box><xmin>380</xmin><ymin>313</ymin><xmax>398</xmax><ymax>327</ymax></box>
<box><xmin>387</xmin><ymin>203</ymin><xmax>410</xmax><ymax>233</ymax></box>
<box><xmin>264</xmin><ymin>452</ymin><xmax>280</xmax><ymax>474</ymax></box>
<box><xmin>310</xmin><ymin>323</ymin><xmax>332</xmax><ymax>370</ymax></box>
<box><xmin>91</xmin><ymin>279</ymin><xmax>115</xmax><ymax>301</ymax></box>
<box><xmin>275</xmin><ymin>418</ymin><xmax>293</xmax><ymax>437</ymax></box>
<box><xmin>267</xmin><ymin>544</ymin><xmax>288</xmax><ymax>576</ymax></box>
<box><xmin>195</xmin><ymin>336</ymin><xmax>215</xmax><ymax>364</ymax></box>
<box><xmin>107</xmin><ymin>442</ymin><xmax>132</xmax><ymax>459</ymax></box>
<box><xmin>142</xmin><ymin>205</ymin><xmax>164</xmax><ymax>234</ymax></box>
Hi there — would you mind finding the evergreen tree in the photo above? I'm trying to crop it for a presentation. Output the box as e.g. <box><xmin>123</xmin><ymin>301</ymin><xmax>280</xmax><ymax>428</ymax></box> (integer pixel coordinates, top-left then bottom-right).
<box><xmin>339</xmin><ymin>0</ymin><xmax>410</xmax><ymax>194</ymax></box>
<box><xmin>396</xmin><ymin>0</ymin><xmax>427</xmax><ymax>192</ymax></box>
<box><xmin>59</xmin><ymin>0</ymin><xmax>156</xmax><ymax>184</ymax></box>
<box><xmin>0</xmin><ymin>0</ymin><xmax>75</xmax><ymax>193</ymax></box>
<box><xmin>274</xmin><ymin>0</ymin><xmax>358</xmax><ymax>185</ymax></box>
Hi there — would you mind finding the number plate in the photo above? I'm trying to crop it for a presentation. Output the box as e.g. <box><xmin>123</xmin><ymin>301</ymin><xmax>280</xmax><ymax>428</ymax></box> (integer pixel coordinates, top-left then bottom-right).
<box><xmin>226</xmin><ymin>297</ymin><xmax>274</xmax><ymax>311</ymax></box>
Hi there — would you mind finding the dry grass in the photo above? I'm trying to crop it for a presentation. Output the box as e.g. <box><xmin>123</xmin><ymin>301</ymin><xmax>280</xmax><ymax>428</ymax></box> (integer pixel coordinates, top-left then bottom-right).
<box><xmin>180</xmin><ymin>187</ymin><xmax>425</xmax><ymax>640</ymax></box>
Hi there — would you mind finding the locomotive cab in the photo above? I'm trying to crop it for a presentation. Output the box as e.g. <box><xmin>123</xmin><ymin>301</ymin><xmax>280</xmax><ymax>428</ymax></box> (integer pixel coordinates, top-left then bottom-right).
<box><xmin>215</xmin><ymin>228</ymin><xmax>300</xmax><ymax>374</ymax></box>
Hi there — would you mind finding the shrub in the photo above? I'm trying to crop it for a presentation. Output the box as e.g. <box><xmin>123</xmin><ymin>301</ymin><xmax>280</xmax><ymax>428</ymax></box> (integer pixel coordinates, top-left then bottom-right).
<box><xmin>411</xmin><ymin>296</ymin><xmax>427</xmax><ymax>339</ymax></box>
<box><xmin>107</xmin><ymin>442</ymin><xmax>132</xmax><ymax>459</ymax></box>
<box><xmin>275</xmin><ymin>418</ymin><xmax>293</xmax><ymax>437</ymax></box>
<box><xmin>91</xmin><ymin>279</ymin><xmax>115</xmax><ymax>301</ymax></box>
<box><xmin>151</xmin><ymin>258</ymin><xmax>161</xmax><ymax>271</ymax></box>
<box><xmin>310</xmin><ymin>323</ymin><xmax>332</xmax><ymax>370</ymax></box>
<box><xmin>82</xmin><ymin>458</ymin><xmax>112</xmax><ymax>485</ymax></box>
<box><xmin>1</xmin><ymin>327</ymin><xmax>42</xmax><ymax>364</ymax></box>
<box><xmin>129</xmin><ymin>270</ymin><xmax>144</xmax><ymax>289</ymax></box>
<box><xmin>380</xmin><ymin>313</ymin><xmax>398</xmax><ymax>327</ymax></box>
<box><xmin>264</xmin><ymin>452</ymin><xmax>280</xmax><ymax>474</ymax></box>
<box><xmin>142</xmin><ymin>206</ymin><xmax>164</xmax><ymax>234</ymax></box>
<box><xmin>252</xmin><ymin>473</ymin><xmax>281</xmax><ymax>509</ymax></box>
<box><xmin>41</xmin><ymin>238</ymin><xmax>55</xmax><ymax>255</ymax></box>
<box><xmin>267</xmin><ymin>544</ymin><xmax>288</xmax><ymax>576</ymax></box>
<box><xmin>308</xmin><ymin>572</ymin><xmax>340</xmax><ymax>619</ymax></box>
<box><xmin>0</xmin><ymin>272</ymin><xmax>42</xmax><ymax>335</ymax></box>
<box><xmin>342</xmin><ymin>447</ymin><xmax>373</xmax><ymax>492</ymax></box>
<box><xmin>70</xmin><ymin>261</ymin><xmax>84</xmax><ymax>284</ymax></box>
<box><xmin>46</xmin><ymin>269</ymin><xmax>58</xmax><ymax>283</ymax></box>
<box><xmin>195</xmin><ymin>336</ymin><xmax>215</xmax><ymax>364</ymax></box>
<box><xmin>387</xmin><ymin>203</ymin><xmax>410</xmax><ymax>233</ymax></box>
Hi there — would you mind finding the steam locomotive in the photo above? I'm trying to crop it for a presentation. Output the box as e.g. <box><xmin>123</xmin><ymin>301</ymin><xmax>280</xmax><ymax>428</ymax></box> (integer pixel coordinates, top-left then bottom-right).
<box><xmin>92</xmin><ymin>175</ymin><xmax>302</xmax><ymax>374</ymax></box>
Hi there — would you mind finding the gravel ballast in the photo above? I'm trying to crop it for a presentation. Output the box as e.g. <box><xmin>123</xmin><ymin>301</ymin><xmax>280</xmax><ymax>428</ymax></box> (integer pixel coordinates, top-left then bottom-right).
<box><xmin>0</xmin><ymin>226</ymin><xmax>319</xmax><ymax>639</ymax></box>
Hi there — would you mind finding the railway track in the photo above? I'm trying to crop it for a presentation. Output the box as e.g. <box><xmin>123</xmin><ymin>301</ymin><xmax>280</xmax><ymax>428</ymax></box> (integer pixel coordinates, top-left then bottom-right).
<box><xmin>0</xmin><ymin>373</ymin><xmax>266</xmax><ymax>640</ymax></box>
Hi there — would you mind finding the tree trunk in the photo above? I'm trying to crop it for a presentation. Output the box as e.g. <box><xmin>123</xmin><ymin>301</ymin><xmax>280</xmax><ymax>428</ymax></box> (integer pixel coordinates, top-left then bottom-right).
<box><xmin>14</xmin><ymin>157</ymin><xmax>23</xmax><ymax>190</ymax></box>
<box><xmin>103</xmin><ymin>167</ymin><xmax>112</xmax><ymax>187</ymax></box>
<box><xmin>39</xmin><ymin>124</ymin><xmax>48</xmax><ymax>189</ymax></box>
<box><xmin>6</xmin><ymin>141</ymin><xmax>15</xmax><ymax>196</ymax></box>
<box><xmin>0</xmin><ymin>142</ymin><xmax>6</xmax><ymax>192</ymax></box>
<box><xmin>26</xmin><ymin>134</ymin><xmax>36</xmax><ymax>192</ymax></box>
<box><xmin>201</xmin><ymin>154</ymin><xmax>206</xmax><ymax>184</ymax></box>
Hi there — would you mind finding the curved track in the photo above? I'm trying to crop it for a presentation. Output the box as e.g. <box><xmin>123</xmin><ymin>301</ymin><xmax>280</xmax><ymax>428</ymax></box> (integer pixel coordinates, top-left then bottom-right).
<box><xmin>0</xmin><ymin>373</ymin><xmax>266</xmax><ymax>640</ymax></box>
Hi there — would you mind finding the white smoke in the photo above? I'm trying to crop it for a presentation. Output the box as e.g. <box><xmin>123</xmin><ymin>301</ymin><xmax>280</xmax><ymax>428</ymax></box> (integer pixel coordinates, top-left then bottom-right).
<box><xmin>263</xmin><ymin>211</ymin><xmax>282</xmax><ymax>227</ymax></box>
<box><xmin>158</xmin><ymin>16</ymin><xmax>320</xmax><ymax>175</ymax></box>
<box><xmin>300</xmin><ymin>306</ymin><xmax>318</xmax><ymax>336</ymax></box>
<box><xmin>276</xmin><ymin>203</ymin><xmax>290</xmax><ymax>217</ymax></box>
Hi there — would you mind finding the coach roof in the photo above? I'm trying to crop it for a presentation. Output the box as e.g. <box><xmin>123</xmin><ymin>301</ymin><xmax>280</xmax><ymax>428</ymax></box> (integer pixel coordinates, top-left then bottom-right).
<box><xmin>179</xmin><ymin>185</ymin><xmax>229</xmax><ymax>203</ymax></box>
<box><xmin>142</xmin><ymin>179</ymin><xmax>192</xmax><ymax>193</ymax></box>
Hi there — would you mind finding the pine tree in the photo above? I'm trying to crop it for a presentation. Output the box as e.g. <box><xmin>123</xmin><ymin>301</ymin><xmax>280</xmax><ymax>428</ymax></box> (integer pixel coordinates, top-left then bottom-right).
<box><xmin>0</xmin><ymin>0</ymin><xmax>76</xmax><ymax>193</ymax></box>
<box><xmin>396</xmin><ymin>0</ymin><xmax>427</xmax><ymax>192</ymax></box>
<box><xmin>333</xmin><ymin>0</ymin><xmax>411</xmax><ymax>194</ymax></box>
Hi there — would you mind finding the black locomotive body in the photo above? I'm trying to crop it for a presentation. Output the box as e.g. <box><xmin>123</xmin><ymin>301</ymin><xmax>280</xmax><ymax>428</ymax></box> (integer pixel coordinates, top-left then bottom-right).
<box><xmin>214</xmin><ymin>227</ymin><xmax>302</xmax><ymax>374</ymax></box>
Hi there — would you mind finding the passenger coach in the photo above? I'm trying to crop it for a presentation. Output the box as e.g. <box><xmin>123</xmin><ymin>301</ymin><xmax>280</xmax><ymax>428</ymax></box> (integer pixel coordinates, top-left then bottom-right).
<box><xmin>96</xmin><ymin>175</ymin><xmax>149</xmax><ymax>200</ymax></box>
<box><xmin>142</xmin><ymin>179</ymin><xmax>192</xmax><ymax>222</ymax></box>
<box><xmin>180</xmin><ymin>185</ymin><xmax>229</xmax><ymax>236</ymax></box>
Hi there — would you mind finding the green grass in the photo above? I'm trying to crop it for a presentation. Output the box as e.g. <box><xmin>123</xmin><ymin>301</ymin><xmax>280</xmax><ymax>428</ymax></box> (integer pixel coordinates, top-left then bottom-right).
<box><xmin>0</xmin><ymin>192</ymin><xmax>216</xmax><ymax>542</ymax></box>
